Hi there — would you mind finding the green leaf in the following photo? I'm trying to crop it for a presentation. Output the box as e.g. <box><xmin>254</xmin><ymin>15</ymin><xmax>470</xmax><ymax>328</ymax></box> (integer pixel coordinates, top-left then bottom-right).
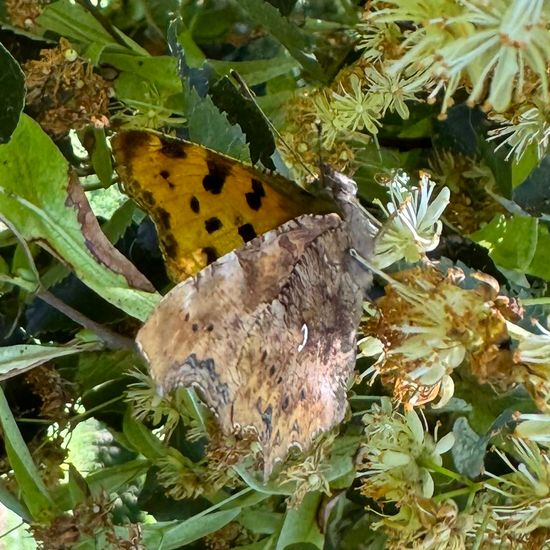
<box><xmin>210</xmin><ymin>77</ymin><xmax>275</xmax><ymax>167</ymax></box>
<box><xmin>187</xmin><ymin>87</ymin><xmax>251</xmax><ymax>162</ymax></box>
<box><xmin>85</xmin><ymin>458</ymin><xmax>149</xmax><ymax>497</ymax></box>
<box><xmin>451</xmin><ymin>417</ymin><xmax>488</xmax><ymax>478</ymax></box>
<box><xmin>89</xmin><ymin>128</ymin><xmax>113</xmax><ymax>187</ymax></box>
<box><xmin>240</xmin><ymin>509</ymin><xmax>284</xmax><ymax>534</ymax></box>
<box><xmin>37</xmin><ymin>0</ymin><xmax>146</xmax><ymax>57</ymax></box>
<box><xmin>0</xmin><ymin>43</ymin><xmax>25</xmax><ymax>144</ymax></box>
<box><xmin>209</xmin><ymin>57</ymin><xmax>300</xmax><ymax>86</ymax></box>
<box><xmin>470</xmin><ymin>214</ymin><xmax>538</xmax><ymax>273</ymax></box>
<box><xmin>0</xmin><ymin>386</ymin><xmax>58</xmax><ymax>521</ymax></box>
<box><xmin>526</xmin><ymin>223</ymin><xmax>550</xmax><ymax>280</ymax></box>
<box><xmin>0</xmin><ymin>115</ymin><xmax>160</xmax><ymax>320</ymax></box>
<box><xmin>511</xmin><ymin>143</ymin><xmax>539</xmax><ymax>188</ymax></box>
<box><xmin>276</xmin><ymin>492</ymin><xmax>324</xmax><ymax>550</ymax></box>
<box><xmin>76</xmin><ymin>349</ymin><xmax>137</xmax><ymax>392</ymax></box>
<box><xmin>101</xmin><ymin>53</ymin><xmax>182</xmax><ymax>96</ymax></box>
<box><xmin>122</xmin><ymin>410</ymin><xmax>166</xmax><ymax>460</ymax></box>
<box><xmin>0</xmin><ymin>478</ymin><xmax>31</xmax><ymax>521</ymax></box>
<box><xmin>470</xmin><ymin>213</ymin><xmax>550</xmax><ymax>280</ymax></box>
<box><xmin>141</xmin><ymin>509</ymin><xmax>242</xmax><ymax>549</ymax></box>
<box><xmin>0</xmin><ymin>341</ymin><xmax>99</xmax><ymax>381</ymax></box>
<box><xmin>233</xmin><ymin>0</ymin><xmax>324</xmax><ymax>82</ymax></box>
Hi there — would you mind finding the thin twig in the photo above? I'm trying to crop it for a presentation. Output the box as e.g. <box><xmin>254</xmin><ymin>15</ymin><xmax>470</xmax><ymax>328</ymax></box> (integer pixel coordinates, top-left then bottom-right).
<box><xmin>37</xmin><ymin>290</ymin><xmax>135</xmax><ymax>351</ymax></box>
<box><xmin>75</xmin><ymin>0</ymin><xmax>129</xmax><ymax>49</ymax></box>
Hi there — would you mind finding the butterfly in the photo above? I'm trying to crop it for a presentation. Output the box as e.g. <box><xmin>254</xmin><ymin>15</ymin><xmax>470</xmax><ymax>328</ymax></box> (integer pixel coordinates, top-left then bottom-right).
<box><xmin>113</xmin><ymin>130</ymin><xmax>375</xmax><ymax>478</ymax></box>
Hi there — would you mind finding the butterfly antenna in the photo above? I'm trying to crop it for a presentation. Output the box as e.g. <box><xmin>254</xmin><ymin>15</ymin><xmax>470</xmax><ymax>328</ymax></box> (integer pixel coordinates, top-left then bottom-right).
<box><xmin>229</xmin><ymin>70</ymin><xmax>317</xmax><ymax>180</ymax></box>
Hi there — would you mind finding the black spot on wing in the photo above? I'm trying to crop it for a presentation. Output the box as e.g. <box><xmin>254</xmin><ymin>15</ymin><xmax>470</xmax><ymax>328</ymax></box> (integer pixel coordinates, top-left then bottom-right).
<box><xmin>202</xmin><ymin>246</ymin><xmax>218</xmax><ymax>265</ymax></box>
<box><xmin>203</xmin><ymin>156</ymin><xmax>228</xmax><ymax>194</ymax></box>
<box><xmin>190</xmin><ymin>196</ymin><xmax>200</xmax><ymax>213</ymax></box>
<box><xmin>160</xmin><ymin>138</ymin><xmax>187</xmax><ymax>158</ymax></box>
<box><xmin>205</xmin><ymin>217</ymin><xmax>223</xmax><ymax>234</ymax></box>
<box><xmin>160</xmin><ymin>170</ymin><xmax>170</xmax><ymax>178</ymax></box>
<box><xmin>245</xmin><ymin>178</ymin><xmax>266</xmax><ymax>211</ymax></box>
<box><xmin>238</xmin><ymin>223</ymin><xmax>257</xmax><ymax>243</ymax></box>
<box><xmin>141</xmin><ymin>190</ymin><xmax>155</xmax><ymax>206</ymax></box>
<box><xmin>157</xmin><ymin>208</ymin><xmax>171</xmax><ymax>230</ymax></box>
<box><xmin>163</xmin><ymin>233</ymin><xmax>179</xmax><ymax>258</ymax></box>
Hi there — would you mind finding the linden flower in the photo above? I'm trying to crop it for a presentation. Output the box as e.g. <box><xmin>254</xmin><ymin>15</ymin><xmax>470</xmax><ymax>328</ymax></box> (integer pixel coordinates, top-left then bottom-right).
<box><xmin>357</xmin><ymin>397</ymin><xmax>455</xmax><ymax>502</ymax></box>
<box><xmin>507</xmin><ymin>320</ymin><xmax>550</xmax><ymax>412</ymax></box>
<box><xmin>330</xmin><ymin>74</ymin><xmax>382</xmax><ymax>135</ymax></box>
<box><xmin>362</xmin><ymin>266</ymin><xmax>516</xmax><ymax>408</ymax></box>
<box><xmin>373</xmin><ymin>171</ymin><xmax>450</xmax><ymax>269</ymax></box>
<box><xmin>489</xmin><ymin>104</ymin><xmax>550</xmax><ymax>162</ymax></box>
<box><xmin>368</xmin><ymin>0</ymin><xmax>550</xmax><ymax>114</ymax></box>
<box><xmin>356</xmin><ymin>22</ymin><xmax>404</xmax><ymax>63</ymax></box>
<box><xmin>485</xmin><ymin>438</ymin><xmax>550</xmax><ymax>538</ymax></box>
<box><xmin>363</xmin><ymin>67</ymin><xmax>429</xmax><ymax>120</ymax></box>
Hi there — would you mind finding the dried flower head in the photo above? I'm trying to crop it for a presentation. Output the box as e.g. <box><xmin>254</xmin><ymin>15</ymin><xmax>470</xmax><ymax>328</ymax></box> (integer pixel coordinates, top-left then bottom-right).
<box><xmin>31</xmin><ymin>491</ymin><xmax>130</xmax><ymax>549</ymax></box>
<box><xmin>357</xmin><ymin>397</ymin><xmax>454</xmax><ymax>502</ymax></box>
<box><xmin>23</xmin><ymin>38</ymin><xmax>110</xmax><ymax>137</ymax></box>
<box><xmin>5</xmin><ymin>0</ymin><xmax>50</xmax><ymax>29</ymax></box>
<box><xmin>25</xmin><ymin>364</ymin><xmax>73</xmax><ymax>424</ymax></box>
<box><xmin>362</xmin><ymin>266</ymin><xmax>518</xmax><ymax>407</ymax></box>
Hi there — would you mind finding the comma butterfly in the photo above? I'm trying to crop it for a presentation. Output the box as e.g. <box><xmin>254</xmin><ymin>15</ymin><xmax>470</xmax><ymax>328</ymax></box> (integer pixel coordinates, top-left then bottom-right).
<box><xmin>113</xmin><ymin>131</ymin><xmax>375</xmax><ymax>477</ymax></box>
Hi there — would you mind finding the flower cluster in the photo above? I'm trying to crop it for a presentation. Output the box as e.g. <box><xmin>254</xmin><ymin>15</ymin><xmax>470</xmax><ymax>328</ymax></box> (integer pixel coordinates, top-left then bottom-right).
<box><xmin>359</xmin><ymin>0</ymin><xmax>550</xmax><ymax>161</ymax></box>
<box><xmin>357</xmin><ymin>398</ymin><xmax>455</xmax><ymax>503</ymax></box>
<box><xmin>371</xmin><ymin>171</ymin><xmax>450</xmax><ymax>268</ymax></box>
<box><xmin>361</xmin><ymin>266</ymin><xmax>519</xmax><ymax>408</ymax></box>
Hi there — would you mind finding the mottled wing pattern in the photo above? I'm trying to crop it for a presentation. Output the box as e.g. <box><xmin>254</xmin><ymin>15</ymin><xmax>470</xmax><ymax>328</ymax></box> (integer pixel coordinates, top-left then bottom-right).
<box><xmin>136</xmin><ymin>213</ymin><xmax>364</xmax><ymax>477</ymax></box>
<box><xmin>112</xmin><ymin>130</ymin><xmax>330</xmax><ymax>281</ymax></box>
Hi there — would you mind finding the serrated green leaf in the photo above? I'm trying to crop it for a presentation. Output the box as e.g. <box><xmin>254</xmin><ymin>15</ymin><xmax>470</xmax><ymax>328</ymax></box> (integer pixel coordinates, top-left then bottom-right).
<box><xmin>0</xmin><ymin>43</ymin><xmax>24</xmax><ymax>144</ymax></box>
<box><xmin>0</xmin><ymin>386</ymin><xmax>58</xmax><ymax>521</ymax></box>
<box><xmin>233</xmin><ymin>0</ymin><xmax>324</xmax><ymax>82</ymax></box>
<box><xmin>187</xmin><ymin>87</ymin><xmax>250</xmax><ymax>162</ymax></box>
<box><xmin>0</xmin><ymin>115</ymin><xmax>160</xmax><ymax>320</ymax></box>
<box><xmin>142</xmin><ymin>509</ymin><xmax>242</xmax><ymax>549</ymax></box>
<box><xmin>0</xmin><ymin>341</ymin><xmax>99</xmax><ymax>381</ymax></box>
<box><xmin>451</xmin><ymin>417</ymin><xmax>488</xmax><ymax>478</ymax></box>
<box><xmin>276</xmin><ymin>492</ymin><xmax>324</xmax><ymax>550</ymax></box>
<box><xmin>210</xmin><ymin>77</ymin><xmax>275</xmax><ymax>167</ymax></box>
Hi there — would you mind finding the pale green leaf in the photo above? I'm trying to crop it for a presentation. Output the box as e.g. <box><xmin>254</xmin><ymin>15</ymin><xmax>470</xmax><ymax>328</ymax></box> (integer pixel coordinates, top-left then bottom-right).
<box><xmin>0</xmin><ymin>115</ymin><xmax>160</xmax><ymax>320</ymax></box>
